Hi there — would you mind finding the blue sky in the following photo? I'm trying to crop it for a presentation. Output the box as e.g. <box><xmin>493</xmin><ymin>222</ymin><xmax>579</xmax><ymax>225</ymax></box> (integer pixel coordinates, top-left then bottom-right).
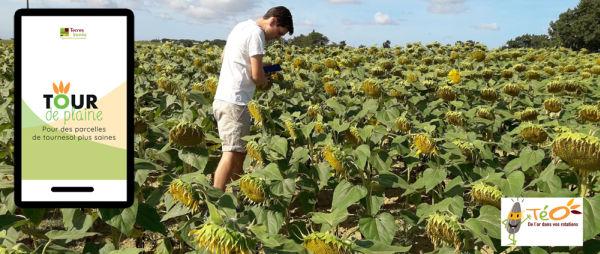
<box><xmin>1</xmin><ymin>0</ymin><xmax>580</xmax><ymax>48</ymax></box>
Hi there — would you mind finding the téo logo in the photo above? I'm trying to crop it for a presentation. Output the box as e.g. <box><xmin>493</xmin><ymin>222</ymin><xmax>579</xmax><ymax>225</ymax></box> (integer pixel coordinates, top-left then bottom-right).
<box><xmin>59</xmin><ymin>27</ymin><xmax>87</xmax><ymax>39</ymax></box>
<box><xmin>501</xmin><ymin>198</ymin><xmax>583</xmax><ymax>246</ymax></box>
<box><xmin>43</xmin><ymin>81</ymin><xmax>97</xmax><ymax>110</ymax></box>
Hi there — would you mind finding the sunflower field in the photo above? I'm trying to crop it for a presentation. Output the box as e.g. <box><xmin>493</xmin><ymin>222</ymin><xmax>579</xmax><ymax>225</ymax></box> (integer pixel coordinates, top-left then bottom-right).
<box><xmin>1</xmin><ymin>39</ymin><xmax>600</xmax><ymax>253</ymax></box>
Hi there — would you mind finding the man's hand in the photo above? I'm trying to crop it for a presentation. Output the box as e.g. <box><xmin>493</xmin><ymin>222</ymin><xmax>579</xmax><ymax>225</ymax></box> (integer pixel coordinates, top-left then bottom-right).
<box><xmin>250</xmin><ymin>55</ymin><xmax>269</xmax><ymax>89</ymax></box>
<box><xmin>257</xmin><ymin>74</ymin><xmax>273</xmax><ymax>90</ymax></box>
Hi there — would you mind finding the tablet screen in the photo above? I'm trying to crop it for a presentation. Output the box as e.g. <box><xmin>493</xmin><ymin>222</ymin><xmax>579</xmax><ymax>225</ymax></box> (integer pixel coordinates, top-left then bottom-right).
<box><xmin>19</xmin><ymin>15</ymin><xmax>128</xmax><ymax>203</ymax></box>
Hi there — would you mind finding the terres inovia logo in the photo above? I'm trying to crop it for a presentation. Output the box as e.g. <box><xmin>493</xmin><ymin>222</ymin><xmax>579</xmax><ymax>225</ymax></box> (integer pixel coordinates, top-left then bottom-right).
<box><xmin>59</xmin><ymin>27</ymin><xmax>86</xmax><ymax>39</ymax></box>
<box><xmin>501</xmin><ymin>198</ymin><xmax>583</xmax><ymax>246</ymax></box>
<box><xmin>43</xmin><ymin>81</ymin><xmax>97</xmax><ymax>110</ymax></box>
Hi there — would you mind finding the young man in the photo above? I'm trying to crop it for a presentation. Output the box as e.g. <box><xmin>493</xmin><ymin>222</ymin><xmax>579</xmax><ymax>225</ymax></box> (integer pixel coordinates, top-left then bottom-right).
<box><xmin>212</xmin><ymin>6</ymin><xmax>293</xmax><ymax>191</ymax></box>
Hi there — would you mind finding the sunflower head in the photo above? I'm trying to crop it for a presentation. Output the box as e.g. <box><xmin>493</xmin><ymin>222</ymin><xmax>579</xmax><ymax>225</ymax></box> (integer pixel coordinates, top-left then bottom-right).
<box><xmin>546</xmin><ymin>80</ymin><xmax>564</xmax><ymax>94</ymax></box>
<box><xmin>501</xmin><ymin>69</ymin><xmax>514</xmax><ymax>79</ymax></box>
<box><xmin>520</xmin><ymin>124</ymin><xmax>548</xmax><ymax>144</ymax></box>
<box><xmin>303</xmin><ymin>232</ymin><xmax>351</xmax><ymax>254</ymax></box>
<box><xmin>564</xmin><ymin>80</ymin><xmax>580</xmax><ymax>93</ymax></box>
<box><xmin>204</xmin><ymin>77</ymin><xmax>218</xmax><ymax>97</ymax></box>
<box><xmin>503</xmin><ymin>83</ymin><xmax>523</xmax><ymax>97</ymax></box>
<box><xmin>247</xmin><ymin>100</ymin><xmax>263</xmax><ymax>125</ymax></box>
<box><xmin>292</xmin><ymin>57</ymin><xmax>306</xmax><ymax>69</ymax></box>
<box><xmin>239</xmin><ymin>175</ymin><xmax>267</xmax><ymax>204</ymax></box>
<box><xmin>134</xmin><ymin>116</ymin><xmax>148</xmax><ymax>134</ymax></box>
<box><xmin>405</xmin><ymin>72</ymin><xmax>419</xmax><ymax>83</ymax></box>
<box><xmin>169</xmin><ymin>122</ymin><xmax>204</xmax><ymax>147</ymax></box>
<box><xmin>525</xmin><ymin>70</ymin><xmax>542</xmax><ymax>80</ymax></box>
<box><xmin>447</xmin><ymin>69</ymin><xmax>461</xmax><ymax>84</ymax></box>
<box><xmin>314</xmin><ymin>121</ymin><xmax>326</xmax><ymax>134</ymax></box>
<box><xmin>470</xmin><ymin>182</ymin><xmax>502</xmax><ymax>208</ymax></box>
<box><xmin>471</xmin><ymin>50</ymin><xmax>486</xmax><ymax>62</ymax></box>
<box><xmin>452</xmin><ymin>140</ymin><xmax>475</xmax><ymax>159</ymax></box>
<box><xmin>246</xmin><ymin>141</ymin><xmax>264</xmax><ymax>165</ymax></box>
<box><xmin>157</xmin><ymin>75</ymin><xmax>178</xmax><ymax>94</ymax></box>
<box><xmin>552</xmin><ymin>132</ymin><xmax>600</xmax><ymax>173</ymax></box>
<box><xmin>324</xmin><ymin>82</ymin><xmax>337</xmax><ymax>96</ymax></box>
<box><xmin>361</xmin><ymin>79</ymin><xmax>381</xmax><ymax>97</ymax></box>
<box><xmin>394</xmin><ymin>117</ymin><xmax>411</xmax><ymax>133</ymax></box>
<box><xmin>412</xmin><ymin>133</ymin><xmax>437</xmax><ymax>156</ymax></box>
<box><xmin>189</xmin><ymin>223</ymin><xmax>255</xmax><ymax>254</ymax></box>
<box><xmin>543</xmin><ymin>98</ymin><xmax>562</xmax><ymax>113</ymax></box>
<box><xmin>482</xmin><ymin>68</ymin><xmax>494</xmax><ymax>80</ymax></box>
<box><xmin>578</xmin><ymin>105</ymin><xmax>600</xmax><ymax>122</ymax></box>
<box><xmin>480</xmin><ymin>88</ymin><xmax>498</xmax><ymax>102</ymax></box>
<box><xmin>307</xmin><ymin>104</ymin><xmax>321</xmax><ymax>118</ymax></box>
<box><xmin>378</xmin><ymin>60</ymin><xmax>394</xmax><ymax>71</ymax></box>
<box><xmin>426</xmin><ymin>213</ymin><xmax>462</xmax><ymax>250</ymax></box>
<box><xmin>513</xmin><ymin>64</ymin><xmax>527</xmax><ymax>72</ymax></box>
<box><xmin>168</xmin><ymin>179</ymin><xmax>202</xmax><ymax>213</ymax></box>
<box><xmin>516</xmin><ymin>108</ymin><xmax>539</xmax><ymax>122</ymax></box>
<box><xmin>324</xmin><ymin>58</ymin><xmax>338</xmax><ymax>69</ymax></box>
<box><xmin>322</xmin><ymin>144</ymin><xmax>345</xmax><ymax>174</ymax></box>
<box><xmin>284</xmin><ymin>118</ymin><xmax>298</xmax><ymax>140</ymax></box>
<box><xmin>476</xmin><ymin>107</ymin><xmax>495</xmax><ymax>120</ymax></box>
<box><xmin>445</xmin><ymin>111</ymin><xmax>464</xmax><ymax>127</ymax></box>
<box><xmin>437</xmin><ymin>85</ymin><xmax>456</xmax><ymax>101</ymax></box>
<box><xmin>370</xmin><ymin>66</ymin><xmax>386</xmax><ymax>77</ymax></box>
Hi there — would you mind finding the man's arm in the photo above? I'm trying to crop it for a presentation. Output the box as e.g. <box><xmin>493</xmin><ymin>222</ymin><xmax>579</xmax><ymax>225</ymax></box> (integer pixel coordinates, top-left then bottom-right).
<box><xmin>250</xmin><ymin>55</ymin><xmax>271</xmax><ymax>90</ymax></box>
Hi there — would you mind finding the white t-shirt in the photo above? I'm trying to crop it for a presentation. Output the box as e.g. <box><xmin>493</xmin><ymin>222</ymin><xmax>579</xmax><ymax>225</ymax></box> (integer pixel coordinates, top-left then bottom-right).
<box><xmin>215</xmin><ymin>19</ymin><xmax>266</xmax><ymax>105</ymax></box>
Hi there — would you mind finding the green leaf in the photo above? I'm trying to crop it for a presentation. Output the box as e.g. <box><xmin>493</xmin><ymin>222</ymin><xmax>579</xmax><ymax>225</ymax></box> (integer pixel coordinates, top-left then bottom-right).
<box><xmin>353</xmin><ymin>240</ymin><xmax>411</xmax><ymax>254</ymax></box>
<box><xmin>359</xmin><ymin>213</ymin><xmax>398</xmax><ymax>245</ymax></box>
<box><xmin>464</xmin><ymin>219</ymin><xmax>495</xmax><ymax>251</ymax></box>
<box><xmin>154</xmin><ymin>239</ymin><xmax>172</xmax><ymax>254</ymax></box>
<box><xmin>501</xmin><ymin>170</ymin><xmax>525</xmax><ymax>197</ymax></box>
<box><xmin>255</xmin><ymin>163</ymin><xmax>284</xmax><ymax>181</ymax></box>
<box><xmin>45</xmin><ymin>230</ymin><xmax>97</xmax><ymax>240</ymax></box>
<box><xmin>408</xmin><ymin>166</ymin><xmax>447</xmax><ymax>193</ymax></box>
<box><xmin>326</xmin><ymin>98</ymin><xmax>346</xmax><ymax>115</ymax></box>
<box><xmin>250</xmin><ymin>207</ymin><xmax>284</xmax><ymax>235</ymax></box>
<box><xmin>353</xmin><ymin>144</ymin><xmax>370</xmax><ymax>170</ymax></box>
<box><xmin>108</xmin><ymin>248</ymin><xmax>143</xmax><ymax>254</ymax></box>
<box><xmin>289</xmin><ymin>147</ymin><xmax>309</xmax><ymax>165</ymax></box>
<box><xmin>207</xmin><ymin>201</ymin><xmax>223</xmax><ymax>225</ymax></box>
<box><xmin>310</xmin><ymin>209</ymin><xmax>349</xmax><ymax>230</ymax></box>
<box><xmin>99</xmin><ymin>199</ymin><xmax>138</xmax><ymax>236</ymax></box>
<box><xmin>22</xmin><ymin>208</ymin><xmax>46</xmax><ymax>225</ymax></box>
<box><xmin>518</xmin><ymin>147</ymin><xmax>545</xmax><ymax>171</ymax></box>
<box><xmin>317</xmin><ymin>162</ymin><xmax>332</xmax><ymax>189</ymax></box>
<box><xmin>177</xmin><ymin>148</ymin><xmax>209</xmax><ymax>171</ymax></box>
<box><xmin>332</xmin><ymin>180</ymin><xmax>368</xmax><ymax>212</ymax></box>
<box><xmin>136</xmin><ymin>203</ymin><xmax>167</xmax><ymax>235</ymax></box>
<box><xmin>270</xmin><ymin>135</ymin><xmax>288</xmax><ymax>158</ymax></box>
<box><xmin>583</xmin><ymin>196</ymin><xmax>600</xmax><ymax>241</ymax></box>
<box><xmin>60</xmin><ymin>208</ymin><xmax>95</xmax><ymax>232</ymax></box>
<box><xmin>416</xmin><ymin>196</ymin><xmax>464</xmax><ymax>222</ymax></box>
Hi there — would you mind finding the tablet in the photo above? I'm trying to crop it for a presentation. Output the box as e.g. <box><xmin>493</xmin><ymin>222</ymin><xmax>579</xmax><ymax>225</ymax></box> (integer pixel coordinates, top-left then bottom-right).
<box><xmin>14</xmin><ymin>9</ymin><xmax>134</xmax><ymax>207</ymax></box>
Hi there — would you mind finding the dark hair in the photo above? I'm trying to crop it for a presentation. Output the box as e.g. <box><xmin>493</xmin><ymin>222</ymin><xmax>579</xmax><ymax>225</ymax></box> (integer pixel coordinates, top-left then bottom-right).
<box><xmin>263</xmin><ymin>6</ymin><xmax>294</xmax><ymax>35</ymax></box>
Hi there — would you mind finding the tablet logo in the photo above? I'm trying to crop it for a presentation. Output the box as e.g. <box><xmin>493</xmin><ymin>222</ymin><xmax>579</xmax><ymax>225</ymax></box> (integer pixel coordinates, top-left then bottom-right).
<box><xmin>59</xmin><ymin>27</ymin><xmax>86</xmax><ymax>39</ymax></box>
<box><xmin>43</xmin><ymin>81</ymin><xmax>97</xmax><ymax>110</ymax></box>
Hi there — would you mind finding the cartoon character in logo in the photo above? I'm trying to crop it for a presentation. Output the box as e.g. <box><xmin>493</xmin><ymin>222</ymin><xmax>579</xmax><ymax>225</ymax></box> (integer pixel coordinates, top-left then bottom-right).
<box><xmin>502</xmin><ymin>199</ymin><xmax>531</xmax><ymax>246</ymax></box>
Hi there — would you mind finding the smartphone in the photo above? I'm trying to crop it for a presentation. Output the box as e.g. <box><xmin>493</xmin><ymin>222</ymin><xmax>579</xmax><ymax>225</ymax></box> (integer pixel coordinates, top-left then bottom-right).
<box><xmin>14</xmin><ymin>9</ymin><xmax>134</xmax><ymax>207</ymax></box>
<box><xmin>263</xmin><ymin>64</ymin><xmax>282</xmax><ymax>73</ymax></box>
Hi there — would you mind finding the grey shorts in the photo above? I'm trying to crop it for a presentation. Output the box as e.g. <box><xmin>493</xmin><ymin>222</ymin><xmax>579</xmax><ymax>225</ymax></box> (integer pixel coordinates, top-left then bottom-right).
<box><xmin>212</xmin><ymin>100</ymin><xmax>251</xmax><ymax>153</ymax></box>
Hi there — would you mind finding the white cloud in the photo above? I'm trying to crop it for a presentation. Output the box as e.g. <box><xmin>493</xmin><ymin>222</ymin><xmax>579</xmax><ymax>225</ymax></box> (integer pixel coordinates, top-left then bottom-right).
<box><xmin>300</xmin><ymin>19</ymin><xmax>315</xmax><ymax>27</ymax></box>
<box><xmin>160</xmin><ymin>0</ymin><xmax>259</xmax><ymax>22</ymax></box>
<box><xmin>40</xmin><ymin>0</ymin><xmax>262</xmax><ymax>23</ymax></box>
<box><xmin>474</xmin><ymin>23</ymin><xmax>499</xmax><ymax>31</ymax></box>
<box><xmin>374</xmin><ymin>12</ymin><xmax>395</xmax><ymax>25</ymax></box>
<box><xmin>426</xmin><ymin>0</ymin><xmax>467</xmax><ymax>14</ymax></box>
<box><xmin>328</xmin><ymin>0</ymin><xmax>360</xmax><ymax>4</ymax></box>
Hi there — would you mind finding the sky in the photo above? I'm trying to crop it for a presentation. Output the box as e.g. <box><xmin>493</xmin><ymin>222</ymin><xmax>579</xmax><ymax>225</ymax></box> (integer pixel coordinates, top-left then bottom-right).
<box><xmin>0</xmin><ymin>0</ymin><xmax>581</xmax><ymax>48</ymax></box>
